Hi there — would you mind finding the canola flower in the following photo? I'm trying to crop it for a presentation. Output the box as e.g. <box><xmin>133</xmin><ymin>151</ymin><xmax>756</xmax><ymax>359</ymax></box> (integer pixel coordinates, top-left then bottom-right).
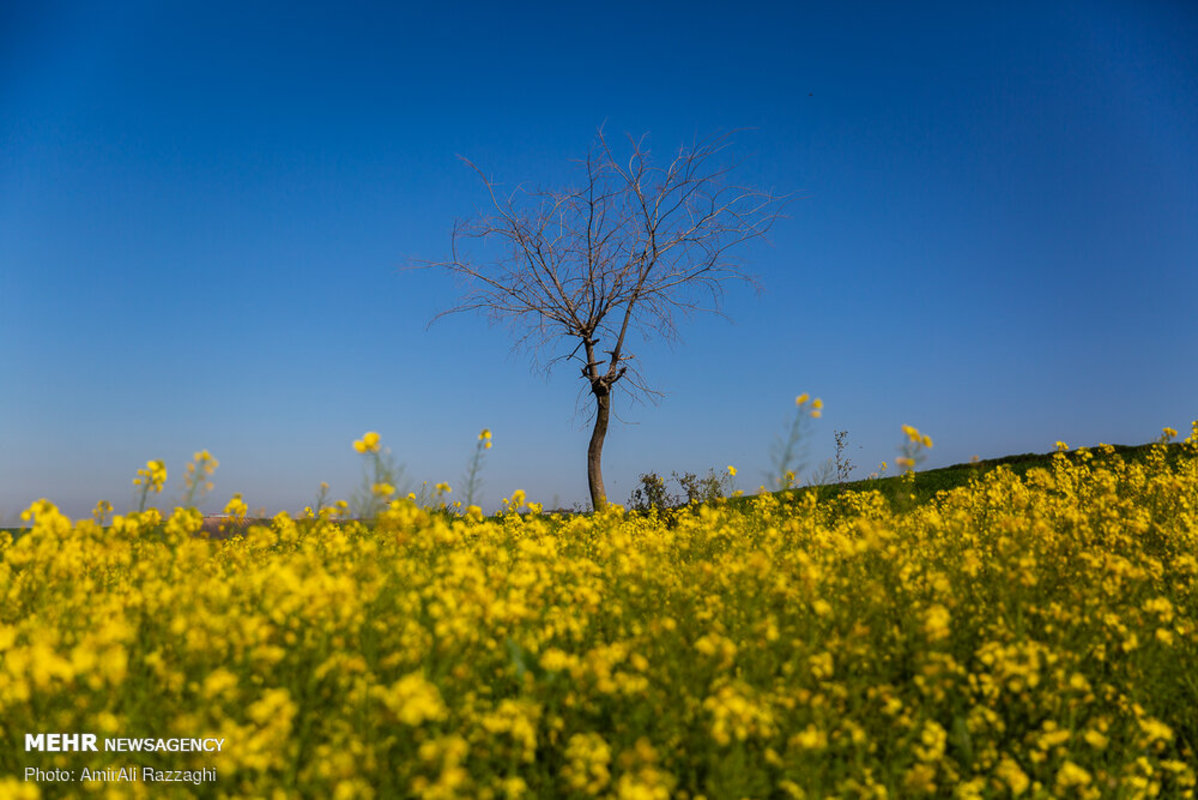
<box><xmin>132</xmin><ymin>459</ymin><xmax>167</xmax><ymax>490</ymax></box>
<box><xmin>773</xmin><ymin>393</ymin><xmax>823</xmax><ymax>490</ymax></box>
<box><xmin>91</xmin><ymin>500</ymin><xmax>113</xmax><ymax>525</ymax></box>
<box><xmin>182</xmin><ymin>450</ymin><xmax>220</xmax><ymax>507</ymax></box>
<box><xmin>2</xmin><ymin>426</ymin><xmax>1197</xmax><ymax>799</ymax></box>
<box><xmin>463</xmin><ymin>430</ymin><xmax>493</xmax><ymax>508</ymax></box>
<box><xmin>224</xmin><ymin>492</ymin><xmax>248</xmax><ymax>520</ymax></box>
<box><xmin>351</xmin><ymin>431</ymin><xmax>406</xmax><ymax>520</ymax></box>
<box><xmin>353</xmin><ymin>431</ymin><xmax>381</xmax><ymax>454</ymax></box>
<box><xmin>897</xmin><ymin>423</ymin><xmax>934</xmax><ymax>479</ymax></box>
<box><xmin>132</xmin><ymin>459</ymin><xmax>167</xmax><ymax>512</ymax></box>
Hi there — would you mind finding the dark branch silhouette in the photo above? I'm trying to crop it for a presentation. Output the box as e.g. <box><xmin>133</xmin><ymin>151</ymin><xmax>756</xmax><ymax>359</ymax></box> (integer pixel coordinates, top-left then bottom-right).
<box><xmin>420</xmin><ymin>128</ymin><xmax>785</xmax><ymax>509</ymax></box>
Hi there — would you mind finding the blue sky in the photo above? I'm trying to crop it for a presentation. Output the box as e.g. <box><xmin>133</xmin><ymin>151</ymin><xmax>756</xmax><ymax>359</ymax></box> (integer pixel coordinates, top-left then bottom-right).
<box><xmin>3</xmin><ymin>0</ymin><xmax>1196</xmax><ymax>519</ymax></box>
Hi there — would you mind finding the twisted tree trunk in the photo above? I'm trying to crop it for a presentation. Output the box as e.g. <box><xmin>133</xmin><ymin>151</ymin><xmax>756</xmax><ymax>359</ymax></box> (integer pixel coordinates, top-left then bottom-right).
<box><xmin>587</xmin><ymin>386</ymin><xmax>611</xmax><ymax>511</ymax></box>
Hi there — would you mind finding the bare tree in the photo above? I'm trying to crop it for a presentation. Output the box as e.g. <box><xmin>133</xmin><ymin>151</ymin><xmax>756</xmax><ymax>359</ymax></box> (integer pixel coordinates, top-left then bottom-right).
<box><xmin>425</xmin><ymin>129</ymin><xmax>784</xmax><ymax>510</ymax></box>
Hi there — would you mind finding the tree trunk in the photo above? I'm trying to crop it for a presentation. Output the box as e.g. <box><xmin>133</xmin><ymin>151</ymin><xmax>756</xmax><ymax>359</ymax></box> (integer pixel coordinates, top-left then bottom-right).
<box><xmin>587</xmin><ymin>387</ymin><xmax>611</xmax><ymax>511</ymax></box>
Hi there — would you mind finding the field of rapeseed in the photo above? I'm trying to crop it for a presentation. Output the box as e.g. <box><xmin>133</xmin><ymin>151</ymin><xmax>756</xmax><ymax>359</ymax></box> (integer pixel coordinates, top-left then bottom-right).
<box><xmin>2</xmin><ymin>426</ymin><xmax>1197</xmax><ymax>799</ymax></box>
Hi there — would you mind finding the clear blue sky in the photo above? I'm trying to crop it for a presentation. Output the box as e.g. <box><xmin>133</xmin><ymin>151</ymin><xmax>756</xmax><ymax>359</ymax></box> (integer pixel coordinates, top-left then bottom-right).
<box><xmin>3</xmin><ymin>0</ymin><xmax>1196</xmax><ymax>519</ymax></box>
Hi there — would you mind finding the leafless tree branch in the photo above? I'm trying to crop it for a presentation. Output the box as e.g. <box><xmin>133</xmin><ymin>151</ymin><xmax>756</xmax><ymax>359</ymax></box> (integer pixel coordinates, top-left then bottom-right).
<box><xmin>415</xmin><ymin>128</ymin><xmax>788</xmax><ymax>509</ymax></box>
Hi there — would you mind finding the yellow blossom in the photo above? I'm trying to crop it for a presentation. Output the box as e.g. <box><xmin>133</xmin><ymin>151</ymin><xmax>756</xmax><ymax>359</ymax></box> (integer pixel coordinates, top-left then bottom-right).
<box><xmin>996</xmin><ymin>757</ymin><xmax>1030</xmax><ymax>795</ymax></box>
<box><xmin>225</xmin><ymin>492</ymin><xmax>248</xmax><ymax>519</ymax></box>
<box><xmin>353</xmin><ymin>431</ymin><xmax>381</xmax><ymax>453</ymax></box>
<box><xmin>922</xmin><ymin>604</ymin><xmax>951</xmax><ymax>642</ymax></box>
<box><xmin>133</xmin><ymin>459</ymin><xmax>167</xmax><ymax>491</ymax></box>
<box><xmin>1054</xmin><ymin>761</ymin><xmax>1092</xmax><ymax>792</ymax></box>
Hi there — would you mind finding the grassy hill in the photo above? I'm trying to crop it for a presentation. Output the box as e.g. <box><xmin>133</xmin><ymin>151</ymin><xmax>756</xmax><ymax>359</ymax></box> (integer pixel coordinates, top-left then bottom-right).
<box><xmin>784</xmin><ymin>439</ymin><xmax>1190</xmax><ymax>509</ymax></box>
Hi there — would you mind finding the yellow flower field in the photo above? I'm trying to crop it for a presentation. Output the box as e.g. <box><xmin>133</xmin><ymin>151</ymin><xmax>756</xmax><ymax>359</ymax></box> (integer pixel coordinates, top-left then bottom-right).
<box><xmin>2</xmin><ymin>428</ymin><xmax>1197</xmax><ymax>799</ymax></box>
